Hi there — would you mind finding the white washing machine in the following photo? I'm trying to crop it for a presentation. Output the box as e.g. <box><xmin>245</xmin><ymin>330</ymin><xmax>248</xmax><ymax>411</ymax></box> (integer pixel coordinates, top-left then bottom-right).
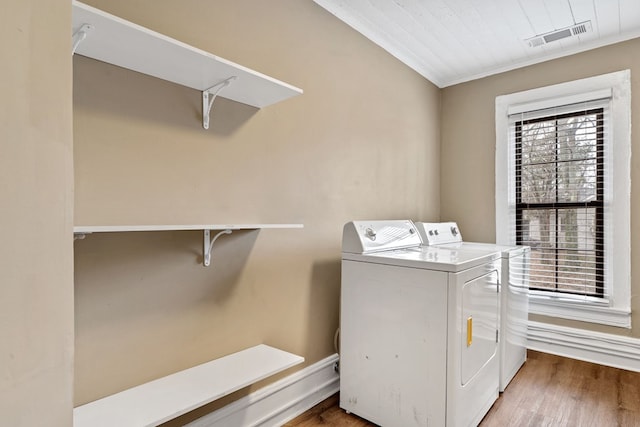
<box><xmin>415</xmin><ymin>222</ymin><xmax>530</xmax><ymax>392</ymax></box>
<box><xmin>340</xmin><ymin>220</ymin><xmax>501</xmax><ymax>427</ymax></box>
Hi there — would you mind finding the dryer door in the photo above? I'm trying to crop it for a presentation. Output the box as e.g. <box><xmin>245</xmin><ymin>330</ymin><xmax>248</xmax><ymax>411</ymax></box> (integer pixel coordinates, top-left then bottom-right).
<box><xmin>460</xmin><ymin>268</ymin><xmax>499</xmax><ymax>386</ymax></box>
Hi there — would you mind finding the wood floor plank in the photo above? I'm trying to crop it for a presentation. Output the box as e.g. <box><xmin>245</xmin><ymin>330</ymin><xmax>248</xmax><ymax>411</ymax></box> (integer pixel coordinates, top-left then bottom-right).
<box><xmin>287</xmin><ymin>350</ymin><xmax>640</xmax><ymax>426</ymax></box>
<box><xmin>283</xmin><ymin>394</ymin><xmax>375</xmax><ymax>426</ymax></box>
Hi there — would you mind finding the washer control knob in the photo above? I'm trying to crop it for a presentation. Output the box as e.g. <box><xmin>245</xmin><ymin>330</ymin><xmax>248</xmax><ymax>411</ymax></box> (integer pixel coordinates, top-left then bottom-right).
<box><xmin>451</xmin><ymin>226</ymin><xmax>458</xmax><ymax>236</ymax></box>
<box><xmin>409</xmin><ymin>228</ymin><xmax>415</xmax><ymax>234</ymax></box>
<box><xmin>434</xmin><ymin>230</ymin><xmax>439</xmax><ymax>236</ymax></box>
<box><xmin>365</xmin><ymin>227</ymin><xmax>377</xmax><ymax>240</ymax></box>
<box><xmin>428</xmin><ymin>230</ymin><xmax>434</xmax><ymax>236</ymax></box>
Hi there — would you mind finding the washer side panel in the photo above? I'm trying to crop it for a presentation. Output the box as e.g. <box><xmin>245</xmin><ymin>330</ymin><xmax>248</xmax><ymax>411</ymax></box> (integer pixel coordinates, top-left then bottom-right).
<box><xmin>340</xmin><ymin>260</ymin><xmax>448</xmax><ymax>427</ymax></box>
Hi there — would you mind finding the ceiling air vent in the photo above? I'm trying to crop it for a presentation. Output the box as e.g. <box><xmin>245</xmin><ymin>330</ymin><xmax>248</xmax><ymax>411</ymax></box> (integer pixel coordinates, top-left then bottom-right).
<box><xmin>526</xmin><ymin>21</ymin><xmax>592</xmax><ymax>48</ymax></box>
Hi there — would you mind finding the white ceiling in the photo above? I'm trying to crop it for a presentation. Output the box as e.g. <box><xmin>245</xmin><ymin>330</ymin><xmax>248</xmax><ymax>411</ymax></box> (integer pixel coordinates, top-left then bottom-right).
<box><xmin>313</xmin><ymin>0</ymin><xmax>640</xmax><ymax>87</ymax></box>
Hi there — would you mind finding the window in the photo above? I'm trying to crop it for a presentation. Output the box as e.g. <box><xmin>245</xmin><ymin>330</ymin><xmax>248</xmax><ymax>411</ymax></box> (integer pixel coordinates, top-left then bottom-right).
<box><xmin>495</xmin><ymin>70</ymin><xmax>631</xmax><ymax>328</ymax></box>
<box><xmin>515</xmin><ymin>106</ymin><xmax>604</xmax><ymax>298</ymax></box>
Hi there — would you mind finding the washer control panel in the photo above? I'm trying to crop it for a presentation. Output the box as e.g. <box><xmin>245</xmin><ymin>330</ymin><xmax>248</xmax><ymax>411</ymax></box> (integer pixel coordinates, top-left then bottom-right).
<box><xmin>342</xmin><ymin>220</ymin><xmax>422</xmax><ymax>254</ymax></box>
<box><xmin>415</xmin><ymin>222</ymin><xmax>463</xmax><ymax>246</ymax></box>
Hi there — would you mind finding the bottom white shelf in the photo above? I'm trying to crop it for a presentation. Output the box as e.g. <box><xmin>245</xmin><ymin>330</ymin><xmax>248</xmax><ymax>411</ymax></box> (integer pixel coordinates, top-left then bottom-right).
<box><xmin>73</xmin><ymin>345</ymin><xmax>304</xmax><ymax>427</ymax></box>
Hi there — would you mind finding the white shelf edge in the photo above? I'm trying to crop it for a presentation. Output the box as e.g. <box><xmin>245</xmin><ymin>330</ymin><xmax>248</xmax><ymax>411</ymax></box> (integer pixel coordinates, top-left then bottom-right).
<box><xmin>73</xmin><ymin>224</ymin><xmax>304</xmax><ymax>234</ymax></box>
<box><xmin>71</xmin><ymin>1</ymin><xmax>303</xmax><ymax>109</ymax></box>
<box><xmin>73</xmin><ymin>344</ymin><xmax>304</xmax><ymax>427</ymax></box>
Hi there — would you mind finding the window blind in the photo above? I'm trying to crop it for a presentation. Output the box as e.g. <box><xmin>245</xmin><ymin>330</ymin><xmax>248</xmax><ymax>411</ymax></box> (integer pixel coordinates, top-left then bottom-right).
<box><xmin>509</xmin><ymin>98</ymin><xmax>609</xmax><ymax>299</ymax></box>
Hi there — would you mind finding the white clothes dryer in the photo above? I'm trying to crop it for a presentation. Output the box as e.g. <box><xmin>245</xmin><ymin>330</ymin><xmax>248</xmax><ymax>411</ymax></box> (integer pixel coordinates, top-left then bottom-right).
<box><xmin>340</xmin><ymin>220</ymin><xmax>501</xmax><ymax>427</ymax></box>
<box><xmin>415</xmin><ymin>222</ymin><xmax>530</xmax><ymax>392</ymax></box>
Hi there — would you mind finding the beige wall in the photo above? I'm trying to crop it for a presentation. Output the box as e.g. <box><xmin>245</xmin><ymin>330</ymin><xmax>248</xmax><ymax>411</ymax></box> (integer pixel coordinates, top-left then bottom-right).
<box><xmin>6</xmin><ymin>0</ymin><xmax>638</xmax><ymax>423</ymax></box>
<box><xmin>73</xmin><ymin>0</ymin><xmax>440</xmax><ymax>421</ymax></box>
<box><xmin>0</xmin><ymin>0</ymin><xmax>74</xmax><ymax>426</ymax></box>
<box><xmin>441</xmin><ymin>38</ymin><xmax>640</xmax><ymax>337</ymax></box>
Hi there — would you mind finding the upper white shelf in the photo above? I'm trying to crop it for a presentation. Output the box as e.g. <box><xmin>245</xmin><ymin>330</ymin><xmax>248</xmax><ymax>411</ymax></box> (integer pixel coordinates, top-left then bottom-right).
<box><xmin>71</xmin><ymin>1</ymin><xmax>302</xmax><ymax>108</ymax></box>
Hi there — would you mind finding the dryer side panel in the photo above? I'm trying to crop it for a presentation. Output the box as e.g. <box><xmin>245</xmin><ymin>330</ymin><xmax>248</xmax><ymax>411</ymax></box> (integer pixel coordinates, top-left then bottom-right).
<box><xmin>500</xmin><ymin>248</ymin><xmax>530</xmax><ymax>391</ymax></box>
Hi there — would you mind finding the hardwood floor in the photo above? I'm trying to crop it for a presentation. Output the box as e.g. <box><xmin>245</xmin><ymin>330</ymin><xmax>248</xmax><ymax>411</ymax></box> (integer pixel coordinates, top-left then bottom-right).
<box><xmin>284</xmin><ymin>351</ymin><xmax>640</xmax><ymax>427</ymax></box>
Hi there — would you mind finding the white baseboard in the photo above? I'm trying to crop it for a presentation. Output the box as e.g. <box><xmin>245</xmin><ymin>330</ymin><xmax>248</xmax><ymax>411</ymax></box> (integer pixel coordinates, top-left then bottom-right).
<box><xmin>187</xmin><ymin>353</ymin><xmax>340</xmax><ymax>427</ymax></box>
<box><xmin>527</xmin><ymin>321</ymin><xmax>640</xmax><ymax>372</ymax></box>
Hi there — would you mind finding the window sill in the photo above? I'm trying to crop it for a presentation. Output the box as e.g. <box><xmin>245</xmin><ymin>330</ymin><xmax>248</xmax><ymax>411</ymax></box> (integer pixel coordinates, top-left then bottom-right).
<box><xmin>529</xmin><ymin>293</ymin><xmax>631</xmax><ymax>328</ymax></box>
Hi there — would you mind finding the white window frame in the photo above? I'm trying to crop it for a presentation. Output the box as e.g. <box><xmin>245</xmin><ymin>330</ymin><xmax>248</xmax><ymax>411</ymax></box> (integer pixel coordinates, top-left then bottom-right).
<box><xmin>495</xmin><ymin>70</ymin><xmax>631</xmax><ymax>328</ymax></box>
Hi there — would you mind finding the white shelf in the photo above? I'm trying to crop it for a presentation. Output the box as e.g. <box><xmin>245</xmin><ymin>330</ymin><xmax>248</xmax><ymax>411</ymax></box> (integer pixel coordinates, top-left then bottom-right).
<box><xmin>73</xmin><ymin>344</ymin><xmax>304</xmax><ymax>427</ymax></box>
<box><xmin>73</xmin><ymin>224</ymin><xmax>303</xmax><ymax>266</ymax></box>
<box><xmin>71</xmin><ymin>1</ymin><xmax>302</xmax><ymax>110</ymax></box>
<box><xmin>73</xmin><ymin>223</ymin><xmax>304</xmax><ymax>234</ymax></box>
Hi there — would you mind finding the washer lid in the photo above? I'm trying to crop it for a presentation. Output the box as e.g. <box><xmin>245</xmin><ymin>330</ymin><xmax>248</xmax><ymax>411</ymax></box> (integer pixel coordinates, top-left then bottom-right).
<box><xmin>343</xmin><ymin>246</ymin><xmax>500</xmax><ymax>272</ymax></box>
<box><xmin>342</xmin><ymin>220</ymin><xmax>422</xmax><ymax>254</ymax></box>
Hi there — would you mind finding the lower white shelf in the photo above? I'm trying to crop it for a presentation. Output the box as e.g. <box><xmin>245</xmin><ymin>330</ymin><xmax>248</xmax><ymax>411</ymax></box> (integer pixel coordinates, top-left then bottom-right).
<box><xmin>73</xmin><ymin>344</ymin><xmax>304</xmax><ymax>427</ymax></box>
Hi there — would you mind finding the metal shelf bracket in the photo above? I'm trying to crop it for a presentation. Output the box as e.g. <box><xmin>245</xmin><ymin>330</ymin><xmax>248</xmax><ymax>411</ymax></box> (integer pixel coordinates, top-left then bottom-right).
<box><xmin>72</xmin><ymin>23</ymin><xmax>94</xmax><ymax>55</ymax></box>
<box><xmin>202</xmin><ymin>76</ymin><xmax>237</xmax><ymax>129</ymax></box>
<box><xmin>203</xmin><ymin>229</ymin><xmax>233</xmax><ymax>266</ymax></box>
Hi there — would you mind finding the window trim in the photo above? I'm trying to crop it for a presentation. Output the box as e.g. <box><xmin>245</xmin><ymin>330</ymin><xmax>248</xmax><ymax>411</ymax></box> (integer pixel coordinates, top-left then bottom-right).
<box><xmin>495</xmin><ymin>70</ymin><xmax>631</xmax><ymax>328</ymax></box>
